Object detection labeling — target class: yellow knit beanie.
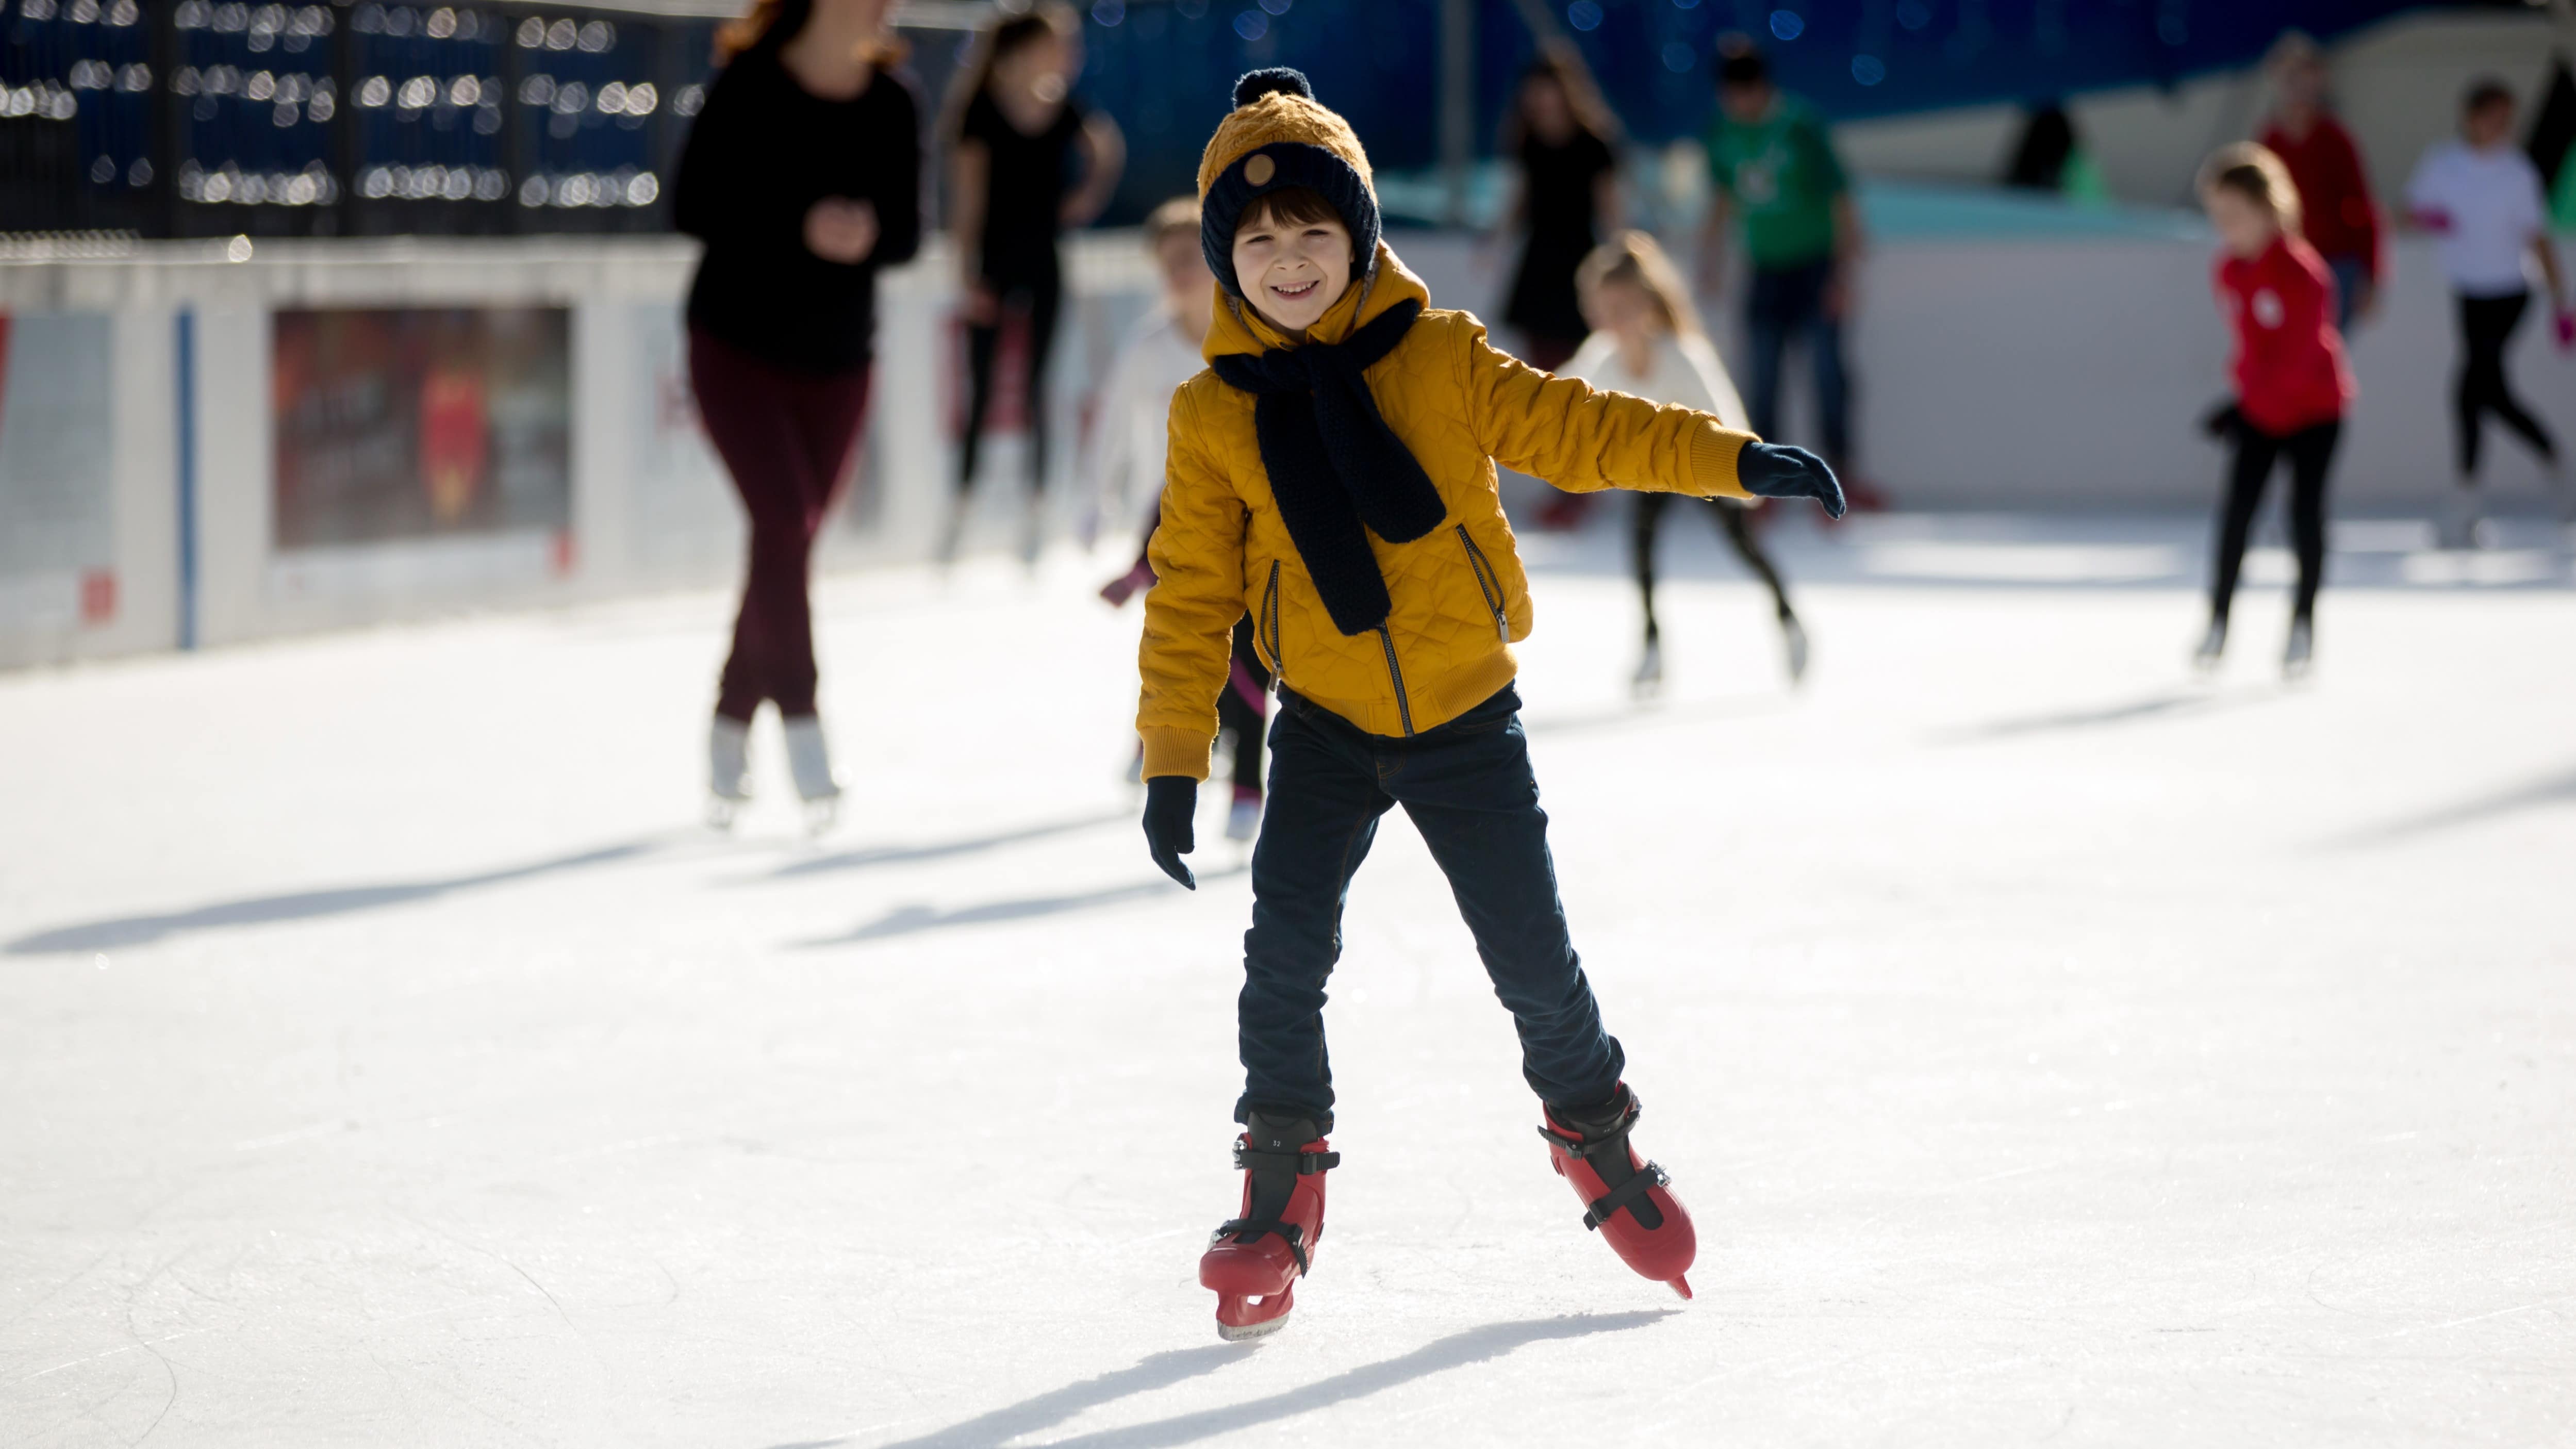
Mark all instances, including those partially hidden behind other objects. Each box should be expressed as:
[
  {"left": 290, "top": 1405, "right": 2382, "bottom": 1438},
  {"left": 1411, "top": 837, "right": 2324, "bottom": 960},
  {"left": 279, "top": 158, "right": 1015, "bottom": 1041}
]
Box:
[{"left": 1196, "top": 69, "right": 1381, "bottom": 298}]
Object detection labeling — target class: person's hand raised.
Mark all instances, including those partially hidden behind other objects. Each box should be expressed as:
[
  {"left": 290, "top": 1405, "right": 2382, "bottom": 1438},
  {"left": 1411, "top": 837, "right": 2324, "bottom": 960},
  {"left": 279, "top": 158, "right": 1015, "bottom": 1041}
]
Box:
[{"left": 803, "top": 197, "right": 879, "bottom": 265}]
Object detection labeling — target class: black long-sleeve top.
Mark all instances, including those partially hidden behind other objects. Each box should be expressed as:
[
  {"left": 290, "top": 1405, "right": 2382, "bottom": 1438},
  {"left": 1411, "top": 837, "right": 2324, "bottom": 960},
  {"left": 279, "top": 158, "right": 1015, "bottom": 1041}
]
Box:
[{"left": 672, "top": 43, "right": 922, "bottom": 375}]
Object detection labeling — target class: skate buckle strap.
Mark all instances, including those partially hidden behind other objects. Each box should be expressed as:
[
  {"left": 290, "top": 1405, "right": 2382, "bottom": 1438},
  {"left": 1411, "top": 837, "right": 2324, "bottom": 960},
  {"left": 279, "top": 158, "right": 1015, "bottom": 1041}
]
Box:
[
  {"left": 1212, "top": 1217, "right": 1311, "bottom": 1275},
  {"left": 1581, "top": 1161, "right": 1671, "bottom": 1232},
  {"left": 1233, "top": 1143, "right": 1340, "bottom": 1175}
]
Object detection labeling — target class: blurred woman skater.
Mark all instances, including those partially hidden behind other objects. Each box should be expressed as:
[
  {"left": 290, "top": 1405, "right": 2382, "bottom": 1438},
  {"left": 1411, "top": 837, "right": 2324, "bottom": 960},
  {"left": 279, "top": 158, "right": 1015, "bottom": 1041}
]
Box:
[
  {"left": 673, "top": 0, "right": 920, "bottom": 829},
  {"left": 1564, "top": 232, "right": 1806, "bottom": 692},
  {"left": 1499, "top": 46, "right": 1621, "bottom": 374},
  {"left": 2406, "top": 79, "right": 2573, "bottom": 547},
  {"left": 2193, "top": 144, "right": 2352, "bottom": 680},
  {"left": 1498, "top": 45, "right": 1622, "bottom": 532},
  {"left": 942, "top": 2, "right": 1124, "bottom": 563}
]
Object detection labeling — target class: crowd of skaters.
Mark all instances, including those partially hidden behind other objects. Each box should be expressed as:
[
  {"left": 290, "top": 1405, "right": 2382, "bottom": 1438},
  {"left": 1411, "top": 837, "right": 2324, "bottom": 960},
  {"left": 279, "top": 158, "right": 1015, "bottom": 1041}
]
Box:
[
  {"left": 2193, "top": 36, "right": 2568, "bottom": 678},
  {"left": 654, "top": 0, "right": 2569, "bottom": 1344},
  {"left": 666, "top": 1, "right": 2573, "bottom": 814}
]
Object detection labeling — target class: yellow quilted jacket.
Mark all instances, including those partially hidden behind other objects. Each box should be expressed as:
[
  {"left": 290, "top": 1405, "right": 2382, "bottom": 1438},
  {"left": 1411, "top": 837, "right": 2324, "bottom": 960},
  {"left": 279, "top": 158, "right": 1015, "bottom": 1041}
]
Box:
[{"left": 1137, "top": 245, "right": 1758, "bottom": 779}]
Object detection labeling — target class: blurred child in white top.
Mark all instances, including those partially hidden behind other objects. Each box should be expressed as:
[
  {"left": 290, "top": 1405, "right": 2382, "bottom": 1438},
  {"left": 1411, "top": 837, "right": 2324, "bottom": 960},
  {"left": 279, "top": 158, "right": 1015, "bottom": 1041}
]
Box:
[
  {"left": 1086, "top": 199, "right": 1217, "bottom": 578},
  {"left": 1564, "top": 231, "right": 1808, "bottom": 691},
  {"left": 1088, "top": 199, "right": 1270, "bottom": 841}
]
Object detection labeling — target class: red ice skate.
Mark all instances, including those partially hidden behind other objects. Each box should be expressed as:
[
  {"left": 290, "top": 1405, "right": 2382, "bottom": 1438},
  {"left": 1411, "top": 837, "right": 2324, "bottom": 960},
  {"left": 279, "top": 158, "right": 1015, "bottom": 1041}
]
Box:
[
  {"left": 1198, "top": 1111, "right": 1336, "bottom": 1341},
  {"left": 1538, "top": 1084, "right": 1696, "bottom": 1299}
]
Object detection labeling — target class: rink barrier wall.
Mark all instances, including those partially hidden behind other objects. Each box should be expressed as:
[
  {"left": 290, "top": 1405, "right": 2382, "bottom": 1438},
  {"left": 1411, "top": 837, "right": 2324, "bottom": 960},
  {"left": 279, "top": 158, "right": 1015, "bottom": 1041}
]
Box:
[{"left": 1, "top": 226, "right": 2566, "bottom": 670}]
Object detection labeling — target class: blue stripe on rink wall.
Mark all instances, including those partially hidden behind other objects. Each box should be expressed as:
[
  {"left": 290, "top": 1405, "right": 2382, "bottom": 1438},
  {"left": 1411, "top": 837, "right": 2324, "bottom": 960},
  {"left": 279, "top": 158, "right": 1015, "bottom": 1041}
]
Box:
[{"left": 175, "top": 309, "right": 199, "bottom": 653}]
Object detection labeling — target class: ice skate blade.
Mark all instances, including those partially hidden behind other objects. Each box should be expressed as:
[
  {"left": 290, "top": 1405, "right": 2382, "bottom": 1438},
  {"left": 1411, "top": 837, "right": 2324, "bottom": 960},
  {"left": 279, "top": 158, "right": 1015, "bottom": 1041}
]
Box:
[
  {"left": 705, "top": 796, "right": 744, "bottom": 831},
  {"left": 801, "top": 797, "right": 839, "bottom": 837},
  {"left": 1668, "top": 1275, "right": 1693, "bottom": 1300},
  {"left": 1216, "top": 1314, "right": 1288, "bottom": 1343}
]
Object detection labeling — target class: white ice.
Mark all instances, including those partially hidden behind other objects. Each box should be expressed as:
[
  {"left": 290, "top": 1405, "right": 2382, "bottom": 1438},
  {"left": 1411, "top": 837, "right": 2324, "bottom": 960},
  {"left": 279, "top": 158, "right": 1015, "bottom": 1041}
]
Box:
[{"left": 4, "top": 514, "right": 2573, "bottom": 1446}]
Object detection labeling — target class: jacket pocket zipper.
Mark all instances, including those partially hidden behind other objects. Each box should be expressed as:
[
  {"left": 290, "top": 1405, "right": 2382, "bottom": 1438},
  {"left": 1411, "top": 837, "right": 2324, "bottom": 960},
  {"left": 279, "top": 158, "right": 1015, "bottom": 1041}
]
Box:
[
  {"left": 1376, "top": 625, "right": 1415, "bottom": 736},
  {"left": 1262, "top": 561, "right": 1283, "bottom": 692},
  {"left": 1454, "top": 524, "right": 1508, "bottom": 641}
]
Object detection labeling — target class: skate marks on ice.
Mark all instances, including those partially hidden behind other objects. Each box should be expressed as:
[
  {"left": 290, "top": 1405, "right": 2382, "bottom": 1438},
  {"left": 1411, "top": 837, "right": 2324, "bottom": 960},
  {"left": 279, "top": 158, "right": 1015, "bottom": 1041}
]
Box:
[
  {"left": 1518, "top": 691, "right": 1791, "bottom": 740},
  {"left": 3, "top": 839, "right": 664, "bottom": 956},
  {"left": 763, "top": 809, "right": 1132, "bottom": 881},
  {"left": 799, "top": 865, "right": 1249, "bottom": 947},
  {"left": 823, "top": 1347, "right": 1237, "bottom": 1449},
  {"left": 846, "top": 1312, "right": 1672, "bottom": 1449},
  {"left": 2319, "top": 761, "right": 2576, "bottom": 850},
  {"left": 1925, "top": 682, "right": 2287, "bottom": 745}
]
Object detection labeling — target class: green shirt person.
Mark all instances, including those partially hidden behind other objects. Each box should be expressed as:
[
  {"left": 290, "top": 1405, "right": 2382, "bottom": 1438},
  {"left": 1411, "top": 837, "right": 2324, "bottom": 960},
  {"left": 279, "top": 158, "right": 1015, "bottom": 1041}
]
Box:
[
  {"left": 1694, "top": 39, "right": 1869, "bottom": 482},
  {"left": 1705, "top": 91, "right": 1845, "bottom": 270}
]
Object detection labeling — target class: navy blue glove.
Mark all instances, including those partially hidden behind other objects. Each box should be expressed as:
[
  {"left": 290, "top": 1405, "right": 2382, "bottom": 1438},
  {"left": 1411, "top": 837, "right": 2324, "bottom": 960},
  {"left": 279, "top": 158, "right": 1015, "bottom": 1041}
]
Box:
[
  {"left": 1143, "top": 775, "right": 1197, "bottom": 889},
  {"left": 1737, "top": 442, "right": 1846, "bottom": 519}
]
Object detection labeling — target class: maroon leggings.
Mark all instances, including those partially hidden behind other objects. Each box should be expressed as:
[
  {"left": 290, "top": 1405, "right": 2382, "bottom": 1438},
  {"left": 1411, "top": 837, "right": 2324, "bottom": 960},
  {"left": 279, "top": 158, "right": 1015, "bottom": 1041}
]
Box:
[{"left": 690, "top": 330, "right": 873, "bottom": 722}]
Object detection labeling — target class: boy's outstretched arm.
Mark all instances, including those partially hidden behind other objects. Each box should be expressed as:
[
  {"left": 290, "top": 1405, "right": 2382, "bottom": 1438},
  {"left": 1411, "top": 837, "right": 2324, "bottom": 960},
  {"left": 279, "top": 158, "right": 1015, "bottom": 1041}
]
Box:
[
  {"left": 1136, "top": 389, "right": 1248, "bottom": 888},
  {"left": 1464, "top": 327, "right": 1844, "bottom": 517}
]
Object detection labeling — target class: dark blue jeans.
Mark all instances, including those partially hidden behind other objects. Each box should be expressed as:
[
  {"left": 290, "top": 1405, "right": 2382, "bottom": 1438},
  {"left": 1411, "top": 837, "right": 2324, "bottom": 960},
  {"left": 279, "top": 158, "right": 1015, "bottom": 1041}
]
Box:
[
  {"left": 1236, "top": 684, "right": 1625, "bottom": 1129},
  {"left": 1745, "top": 257, "right": 1851, "bottom": 467}
]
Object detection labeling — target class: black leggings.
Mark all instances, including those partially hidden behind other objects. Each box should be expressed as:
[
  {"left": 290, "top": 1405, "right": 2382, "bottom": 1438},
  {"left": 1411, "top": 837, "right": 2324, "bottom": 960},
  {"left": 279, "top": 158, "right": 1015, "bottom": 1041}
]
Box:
[
  {"left": 2454, "top": 290, "right": 2556, "bottom": 479},
  {"left": 2211, "top": 417, "right": 2340, "bottom": 624},
  {"left": 1633, "top": 492, "right": 1795, "bottom": 641},
  {"left": 959, "top": 268, "right": 1063, "bottom": 494}
]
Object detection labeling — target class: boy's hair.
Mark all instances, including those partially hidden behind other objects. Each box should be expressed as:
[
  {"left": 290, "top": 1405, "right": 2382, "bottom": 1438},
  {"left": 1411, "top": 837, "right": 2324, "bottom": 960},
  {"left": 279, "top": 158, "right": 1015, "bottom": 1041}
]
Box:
[
  {"left": 2463, "top": 77, "right": 2514, "bottom": 116},
  {"left": 1145, "top": 197, "right": 1201, "bottom": 252},
  {"left": 1235, "top": 185, "right": 1342, "bottom": 236},
  {"left": 1575, "top": 230, "right": 1705, "bottom": 339},
  {"left": 2198, "top": 142, "right": 2303, "bottom": 237},
  {"left": 1714, "top": 35, "right": 1768, "bottom": 90}
]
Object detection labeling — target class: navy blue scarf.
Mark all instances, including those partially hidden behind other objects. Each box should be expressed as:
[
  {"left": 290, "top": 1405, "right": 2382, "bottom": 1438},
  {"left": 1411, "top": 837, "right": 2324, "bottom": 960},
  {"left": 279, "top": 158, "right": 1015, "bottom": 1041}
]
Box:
[{"left": 1210, "top": 298, "right": 1446, "bottom": 636}]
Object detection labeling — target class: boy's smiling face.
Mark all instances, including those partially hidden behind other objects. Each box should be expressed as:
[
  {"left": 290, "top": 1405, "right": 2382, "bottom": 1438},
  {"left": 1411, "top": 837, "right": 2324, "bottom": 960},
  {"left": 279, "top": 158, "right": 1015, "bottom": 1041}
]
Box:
[{"left": 1232, "top": 199, "right": 1353, "bottom": 335}]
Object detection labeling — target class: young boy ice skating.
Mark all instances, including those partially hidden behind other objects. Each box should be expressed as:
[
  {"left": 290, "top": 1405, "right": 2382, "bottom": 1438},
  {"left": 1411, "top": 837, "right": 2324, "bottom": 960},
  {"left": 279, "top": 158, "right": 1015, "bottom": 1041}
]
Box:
[{"left": 1136, "top": 70, "right": 1844, "bottom": 1341}]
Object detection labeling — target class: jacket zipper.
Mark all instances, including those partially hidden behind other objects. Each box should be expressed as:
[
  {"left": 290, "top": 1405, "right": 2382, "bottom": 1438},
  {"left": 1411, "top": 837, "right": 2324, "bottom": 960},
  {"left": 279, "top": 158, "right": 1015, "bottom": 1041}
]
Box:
[
  {"left": 1262, "top": 561, "right": 1283, "bottom": 693},
  {"left": 1454, "top": 524, "right": 1508, "bottom": 641},
  {"left": 1376, "top": 626, "right": 1415, "bottom": 736}
]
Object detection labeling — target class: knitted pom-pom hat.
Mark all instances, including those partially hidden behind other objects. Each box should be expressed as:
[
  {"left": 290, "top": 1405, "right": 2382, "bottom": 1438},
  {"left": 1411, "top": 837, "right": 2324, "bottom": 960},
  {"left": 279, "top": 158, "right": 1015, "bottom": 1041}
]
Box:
[{"left": 1197, "top": 68, "right": 1381, "bottom": 300}]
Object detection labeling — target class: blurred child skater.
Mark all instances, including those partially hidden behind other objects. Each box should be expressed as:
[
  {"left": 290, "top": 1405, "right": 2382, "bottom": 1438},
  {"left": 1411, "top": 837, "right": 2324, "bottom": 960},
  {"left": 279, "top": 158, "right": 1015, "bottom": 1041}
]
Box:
[
  {"left": 2257, "top": 32, "right": 2383, "bottom": 334},
  {"left": 1138, "top": 70, "right": 1844, "bottom": 1342},
  {"left": 1086, "top": 201, "right": 1216, "bottom": 556},
  {"left": 942, "top": 1, "right": 1124, "bottom": 563},
  {"left": 2194, "top": 144, "right": 2353, "bottom": 680},
  {"left": 1564, "top": 231, "right": 1807, "bottom": 692},
  {"left": 674, "top": 0, "right": 920, "bottom": 830},
  {"left": 2406, "top": 78, "right": 2573, "bottom": 548},
  {"left": 1087, "top": 200, "right": 1272, "bottom": 842}
]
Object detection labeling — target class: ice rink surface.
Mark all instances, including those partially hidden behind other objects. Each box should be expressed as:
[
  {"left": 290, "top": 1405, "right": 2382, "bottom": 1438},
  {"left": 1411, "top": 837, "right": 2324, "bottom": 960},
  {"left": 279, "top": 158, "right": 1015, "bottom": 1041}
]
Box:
[{"left": 4, "top": 514, "right": 2573, "bottom": 1447}]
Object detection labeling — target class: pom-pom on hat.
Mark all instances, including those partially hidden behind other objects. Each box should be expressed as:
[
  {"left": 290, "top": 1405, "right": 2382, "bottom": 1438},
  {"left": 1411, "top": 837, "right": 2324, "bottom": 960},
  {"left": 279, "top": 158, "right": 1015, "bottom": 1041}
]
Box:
[{"left": 1197, "top": 68, "right": 1382, "bottom": 300}]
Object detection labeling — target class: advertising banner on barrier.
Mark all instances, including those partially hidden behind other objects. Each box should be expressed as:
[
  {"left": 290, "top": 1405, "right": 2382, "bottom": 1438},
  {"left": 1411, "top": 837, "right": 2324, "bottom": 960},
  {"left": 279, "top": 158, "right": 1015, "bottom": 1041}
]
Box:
[
  {"left": 0, "top": 312, "right": 118, "bottom": 633},
  {"left": 273, "top": 306, "right": 571, "bottom": 552}
]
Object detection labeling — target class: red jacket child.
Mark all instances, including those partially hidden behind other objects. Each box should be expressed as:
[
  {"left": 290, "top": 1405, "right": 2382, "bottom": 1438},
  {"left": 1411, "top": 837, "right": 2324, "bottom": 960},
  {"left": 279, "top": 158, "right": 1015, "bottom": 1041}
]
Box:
[{"left": 2216, "top": 233, "right": 2353, "bottom": 436}]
